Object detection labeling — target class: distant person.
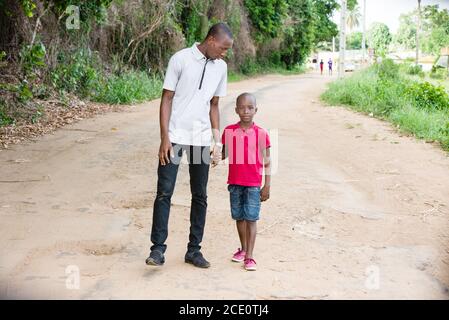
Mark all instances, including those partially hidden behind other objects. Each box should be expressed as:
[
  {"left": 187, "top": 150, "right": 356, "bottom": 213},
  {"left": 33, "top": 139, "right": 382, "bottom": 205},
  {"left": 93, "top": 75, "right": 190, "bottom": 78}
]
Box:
[
  {"left": 320, "top": 59, "right": 324, "bottom": 75},
  {"left": 221, "top": 92, "right": 271, "bottom": 271},
  {"left": 328, "top": 58, "right": 333, "bottom": 75}
]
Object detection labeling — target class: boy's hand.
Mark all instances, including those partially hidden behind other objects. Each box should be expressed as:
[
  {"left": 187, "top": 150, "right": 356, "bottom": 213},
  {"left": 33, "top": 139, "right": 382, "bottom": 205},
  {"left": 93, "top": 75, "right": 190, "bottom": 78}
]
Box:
[
  {"left": 211, "top": 143, "right": 222, "bottom": 167},
  {"left": 260, "top": 185, "right": 270, "bottom": 202}
]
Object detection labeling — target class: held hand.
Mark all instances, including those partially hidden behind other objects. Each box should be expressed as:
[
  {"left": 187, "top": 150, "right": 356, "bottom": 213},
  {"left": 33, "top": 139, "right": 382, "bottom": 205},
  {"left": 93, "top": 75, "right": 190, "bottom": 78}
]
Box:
[
  {"left": 260, "top": 185, "right": 270, "bottom": 202},
  {"left": 159, "top": 136, "right": 173, "bottom": 165},
  {"left": 211, "top": 143, "right": 222, "bottom": 168}
]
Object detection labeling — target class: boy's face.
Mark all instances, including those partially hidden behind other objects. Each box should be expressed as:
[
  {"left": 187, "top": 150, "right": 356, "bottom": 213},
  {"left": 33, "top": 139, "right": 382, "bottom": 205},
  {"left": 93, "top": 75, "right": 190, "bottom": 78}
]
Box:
[{"left": 235, "top": 96, "right": 257, "bottom": 122}]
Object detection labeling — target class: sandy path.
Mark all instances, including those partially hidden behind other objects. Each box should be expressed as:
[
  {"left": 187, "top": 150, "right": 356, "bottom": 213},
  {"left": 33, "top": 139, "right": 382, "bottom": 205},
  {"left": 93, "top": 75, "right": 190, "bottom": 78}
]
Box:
[{"left": 1, "top": 71, "right": 448, "bottom": 299}]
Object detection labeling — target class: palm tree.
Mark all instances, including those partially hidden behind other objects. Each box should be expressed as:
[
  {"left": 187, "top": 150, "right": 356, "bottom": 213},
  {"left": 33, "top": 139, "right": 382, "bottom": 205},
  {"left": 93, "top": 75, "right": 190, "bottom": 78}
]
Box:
[
  {"left": 416, "top": 0, "right": 421, "bottom": 64},
  {"left": 347, "top": 5, "right": 361, "bottom": 31}
]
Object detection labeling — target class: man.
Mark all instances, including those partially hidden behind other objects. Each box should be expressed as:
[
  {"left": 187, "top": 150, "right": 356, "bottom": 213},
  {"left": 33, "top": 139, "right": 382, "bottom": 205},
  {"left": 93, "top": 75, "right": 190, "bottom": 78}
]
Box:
[
  {"left": 328, "top": 58, "right": 333, "bottom": 76},
  {"left": 145, "top": 23, "right": 233, "bottom": 268}
]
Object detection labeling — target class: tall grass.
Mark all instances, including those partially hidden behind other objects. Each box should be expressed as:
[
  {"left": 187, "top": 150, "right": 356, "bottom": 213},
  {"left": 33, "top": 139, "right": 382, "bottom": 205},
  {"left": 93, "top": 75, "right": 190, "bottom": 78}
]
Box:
[
  {"left": 94, "top": 72, "right": 162, "bottom": 104},
  {"left": 321, "top": 59, "right": 449, "bottom": 151},
  {"left": 51, "top": 49, "right": 163, "bottom": 105}
]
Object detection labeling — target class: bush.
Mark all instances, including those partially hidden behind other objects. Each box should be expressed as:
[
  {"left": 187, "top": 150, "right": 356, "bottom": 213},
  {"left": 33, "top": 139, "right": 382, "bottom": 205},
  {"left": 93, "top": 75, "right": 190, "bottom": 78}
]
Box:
[
  {"left": 403, "top": 63, "right": 425, "bottom": 77},
  {"left": 94, "top": 71, "right": 162, "bottom": 105},
  {"left": 429, "top": 68, "right": 448, "bottom": 80},
  {"left": 51, "top": 49, "right": 102, "bottom": 98},
  {"left": 321, "top": 61, "right": 449, "bottom": 151},
  {"left": 0, "top": 100, "right": 14, "bottom": 126},
  {"left": 50, "top": 49, "right": 163, "bottom": 105},
  {"left": 405, "top": 81, "right": 449, "bottom": 112},
  {"left": 19, "top": 42, "right": 46, "bottom": 75},
  {"left": 374, "top": 58, "right": 399, "bottom": 80},
  {"left": 321, "top": 64, "right": 408, "bottom": 117},
  {"left": 239, "top": 58, "right": 263, "bottom": 75}
]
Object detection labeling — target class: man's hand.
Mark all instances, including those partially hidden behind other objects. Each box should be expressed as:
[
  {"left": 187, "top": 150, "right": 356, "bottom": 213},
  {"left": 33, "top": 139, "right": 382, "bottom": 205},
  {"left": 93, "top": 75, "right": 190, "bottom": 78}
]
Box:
[
  {"left": 211, "top": 143, "right": 222, "bottom": 167},
  {"left": 159, "top": 136, "right": 173, "bottom": 166},
  {"left": 260, "top": 185, "right": 270, "bottom": 202}
]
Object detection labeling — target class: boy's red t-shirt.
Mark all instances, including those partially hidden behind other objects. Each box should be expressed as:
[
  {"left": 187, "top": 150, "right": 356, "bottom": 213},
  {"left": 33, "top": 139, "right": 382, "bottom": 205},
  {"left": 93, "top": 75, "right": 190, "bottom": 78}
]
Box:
[{"left": 221, "top": 122, "right": 271, "bottom": 187}]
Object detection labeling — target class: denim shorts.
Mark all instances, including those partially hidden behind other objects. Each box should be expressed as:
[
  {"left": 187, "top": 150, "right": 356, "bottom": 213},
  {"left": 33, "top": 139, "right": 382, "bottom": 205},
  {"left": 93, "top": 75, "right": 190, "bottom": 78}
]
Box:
[{"left": 227, "top": 184, "right": 261, "bottom": 221}]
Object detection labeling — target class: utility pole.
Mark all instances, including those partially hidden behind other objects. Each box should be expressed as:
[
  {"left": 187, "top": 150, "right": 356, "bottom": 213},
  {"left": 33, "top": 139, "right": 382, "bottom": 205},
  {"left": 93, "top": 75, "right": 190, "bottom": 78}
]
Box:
[
  {"left": 339, "top": 0, "right": 347, "bottom": 79},
  {"left": 415, "top": 0, "right": 421, "bottom": 65},
  {"left": 361, "top": 0, "right": 366, "bottom": 63}
]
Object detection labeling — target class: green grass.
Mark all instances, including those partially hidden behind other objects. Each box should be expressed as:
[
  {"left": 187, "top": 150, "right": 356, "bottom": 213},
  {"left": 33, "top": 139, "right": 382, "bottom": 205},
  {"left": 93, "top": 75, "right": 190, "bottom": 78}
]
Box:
[
  {"left": 94, "top": 71, "right": 163, "bottom": 105},
  {"left": 321, "top": 60, "right": 449, "bottom": 151},
  {"left": 389, "top": 105, "right": 449, "bottom": 149},
  {"left": 228, "top": 70, "right": 247, "bottom": 83},
  {"left": 50, "top": 49, "right": 163, "bottom": 105}
]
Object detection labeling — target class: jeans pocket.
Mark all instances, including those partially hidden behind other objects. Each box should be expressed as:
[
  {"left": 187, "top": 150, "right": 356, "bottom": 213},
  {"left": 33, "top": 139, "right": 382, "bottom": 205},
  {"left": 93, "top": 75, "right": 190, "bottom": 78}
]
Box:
[
  {"left": 229, "top": 185, "right": 242, "bottom": 208},
  {"left": 247, "top": 187, "right": 261, "bottom": 207}
]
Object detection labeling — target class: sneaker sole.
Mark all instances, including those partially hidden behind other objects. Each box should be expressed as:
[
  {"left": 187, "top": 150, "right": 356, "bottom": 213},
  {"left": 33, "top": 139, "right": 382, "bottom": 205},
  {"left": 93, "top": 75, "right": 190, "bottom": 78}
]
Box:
[
  {"left": 232, "top": 258, "right": 244, "bottom": 262},
  {"left": 145, "top": 257, "right": 164, "bottom": 266},
  {"left": 185, "top": 259, "right": 210, "bottom": 268},
  {"left": 245, "top": 267, "right": 257, "bottom": 271}
]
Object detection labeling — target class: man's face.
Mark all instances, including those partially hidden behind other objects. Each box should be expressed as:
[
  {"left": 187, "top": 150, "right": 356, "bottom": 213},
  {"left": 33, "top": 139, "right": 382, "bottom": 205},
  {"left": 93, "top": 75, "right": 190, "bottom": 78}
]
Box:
[{"left": 207, "top": 35, "right": 233, "bottom": 60}]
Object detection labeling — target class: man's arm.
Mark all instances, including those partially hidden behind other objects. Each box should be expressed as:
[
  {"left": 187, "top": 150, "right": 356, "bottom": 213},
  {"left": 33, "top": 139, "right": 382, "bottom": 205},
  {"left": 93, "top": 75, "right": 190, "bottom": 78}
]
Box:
[
  {"left": 209, "top": 96, "right": 220, "bottom": 144},
  {"left": 159, "top": 89, "right": 175, "bottom": 165},
  {"left": 260, "top": 147, "right": 271, "bottom": 201},
  {"left": 210, "top": 96, "right": 221, "bottom": 167}
]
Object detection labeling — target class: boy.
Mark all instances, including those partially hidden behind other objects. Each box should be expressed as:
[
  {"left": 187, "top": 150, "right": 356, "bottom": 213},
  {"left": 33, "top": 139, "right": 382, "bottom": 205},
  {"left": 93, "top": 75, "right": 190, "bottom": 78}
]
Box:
[{"left": 220, "top": 92, "right": 271, "bottom": 271}]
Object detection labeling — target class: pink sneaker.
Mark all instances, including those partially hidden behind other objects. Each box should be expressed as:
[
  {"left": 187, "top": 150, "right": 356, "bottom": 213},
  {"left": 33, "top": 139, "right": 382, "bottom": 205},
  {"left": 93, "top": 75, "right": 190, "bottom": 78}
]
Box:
[
  {"left": 244, "top": 258, "right": 257, "bottom": 271},
  {"left": 232, "top": 248, "right": 246, "bottom": 262}
]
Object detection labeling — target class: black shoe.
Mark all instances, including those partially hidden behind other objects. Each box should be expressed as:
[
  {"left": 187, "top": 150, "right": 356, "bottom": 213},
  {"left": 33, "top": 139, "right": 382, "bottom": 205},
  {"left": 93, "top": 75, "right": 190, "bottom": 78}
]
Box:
[
  {"left": 184, "top": 251, "right": 210, "bottom": 268},
  {"left": 145, "top": 250, "right": 165, "bottom": 266}
]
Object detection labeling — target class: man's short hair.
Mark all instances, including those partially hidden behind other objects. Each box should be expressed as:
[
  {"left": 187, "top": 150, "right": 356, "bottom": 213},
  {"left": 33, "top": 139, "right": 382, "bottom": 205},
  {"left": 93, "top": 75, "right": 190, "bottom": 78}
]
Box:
[{"left": 206, "top": 22, "right": 233, "bottom": 40}]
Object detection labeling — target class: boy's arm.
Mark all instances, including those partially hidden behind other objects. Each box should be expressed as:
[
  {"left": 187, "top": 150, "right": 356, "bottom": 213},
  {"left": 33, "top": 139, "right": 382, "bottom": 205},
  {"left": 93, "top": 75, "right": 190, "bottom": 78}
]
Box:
[
  {"left": 221, "top": 144, "right": 228, "bottom": 160},
  {"left": 260, "top": 147, "right": 271, "bottom": 202}
]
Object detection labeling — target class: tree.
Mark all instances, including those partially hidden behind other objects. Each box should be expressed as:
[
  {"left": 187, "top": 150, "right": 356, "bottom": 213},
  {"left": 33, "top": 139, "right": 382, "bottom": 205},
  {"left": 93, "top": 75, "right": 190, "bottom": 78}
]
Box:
[
  {"left": 346, "top": 5, "right": 361, "bottom": 31},
  {"left": 347, "top": 0, "right": 358, "bottom": 11},
  {"left": 393, "top": 4, "right": 449, "bottom": 55},
  {"left": 368, "top": 22, "right": 392, "bottom": 55},
  {"left": 346, "top": 31, "right": 364, "bottom": 49},
  {"left": 421, "top": 5, "right": 449, "bottom": 55},
  {"left": 311, "top": 0, "right": 339, "bottom": 44},
  {"left": 393, "top": 12, "right": 417, "bottom": 50},
  {"left": 244, "top": 0, "right": 288, "bottom": 39},
  {"left": 280, "top": 0, "right": 314, "bottom": 68}
]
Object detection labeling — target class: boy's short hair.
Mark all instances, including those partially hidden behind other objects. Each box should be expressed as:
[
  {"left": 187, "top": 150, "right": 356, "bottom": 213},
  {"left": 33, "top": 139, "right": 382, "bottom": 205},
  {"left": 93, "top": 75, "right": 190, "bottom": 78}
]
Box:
[{"left": 236, "top": 92, "right": 256, "bottom": 105}]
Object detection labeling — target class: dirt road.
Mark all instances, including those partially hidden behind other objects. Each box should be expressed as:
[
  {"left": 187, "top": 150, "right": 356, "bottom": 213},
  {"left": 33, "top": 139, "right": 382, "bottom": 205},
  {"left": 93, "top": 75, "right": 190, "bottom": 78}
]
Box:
[{"left": 1, "top": 72, "right": 448, "bottom": 299}]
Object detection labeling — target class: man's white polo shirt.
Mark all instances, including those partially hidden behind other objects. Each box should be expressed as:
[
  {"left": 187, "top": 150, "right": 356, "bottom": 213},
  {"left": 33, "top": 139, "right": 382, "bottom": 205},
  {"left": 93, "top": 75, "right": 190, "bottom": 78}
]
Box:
[{"left": 163, "top": 42, "right": 227, "bottom": 147}]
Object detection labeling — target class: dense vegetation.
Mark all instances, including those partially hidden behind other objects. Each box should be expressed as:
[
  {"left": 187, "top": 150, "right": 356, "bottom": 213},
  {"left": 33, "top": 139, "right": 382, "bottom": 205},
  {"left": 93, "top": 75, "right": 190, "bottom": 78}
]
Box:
[
  {"left": 0, "top": 0, "right": 340, "bottom": 127},
  {"left": 321, "top": 59, "right": 449, "bottom": 151}
]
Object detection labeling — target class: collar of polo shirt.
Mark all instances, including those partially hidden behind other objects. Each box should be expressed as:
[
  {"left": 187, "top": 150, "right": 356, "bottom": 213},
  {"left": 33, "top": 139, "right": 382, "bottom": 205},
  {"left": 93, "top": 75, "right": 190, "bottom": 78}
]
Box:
[{"left": 191, "top": 42, "right": 216, "bottom": 63}]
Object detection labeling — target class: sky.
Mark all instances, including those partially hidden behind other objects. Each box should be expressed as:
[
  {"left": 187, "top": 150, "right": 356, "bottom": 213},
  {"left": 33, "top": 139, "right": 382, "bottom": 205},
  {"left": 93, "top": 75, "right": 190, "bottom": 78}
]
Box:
[{"left": 332, "top": 0, "right": 449, "bottom": 34}]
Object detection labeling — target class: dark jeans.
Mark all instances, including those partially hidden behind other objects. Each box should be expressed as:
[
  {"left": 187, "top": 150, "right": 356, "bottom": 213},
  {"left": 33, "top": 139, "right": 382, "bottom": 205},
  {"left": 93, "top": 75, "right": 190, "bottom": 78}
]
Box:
[{"left": 150, "top": 144, "right": 210, "bottom": 254}]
